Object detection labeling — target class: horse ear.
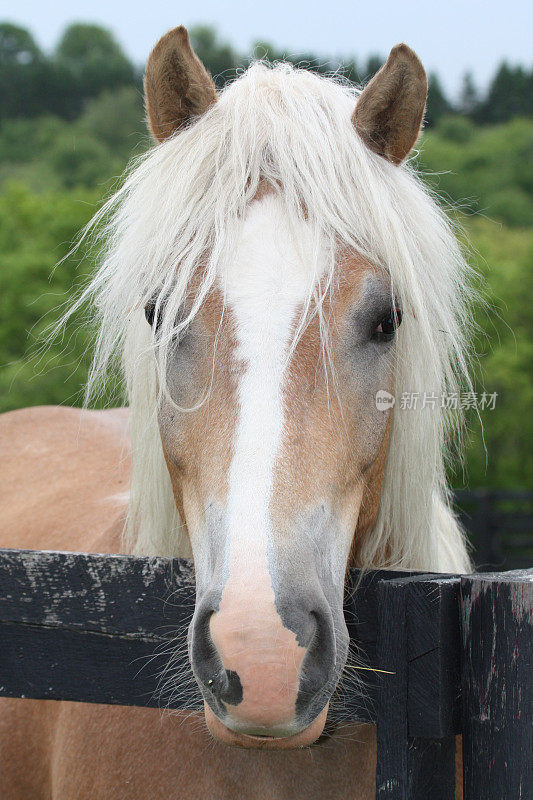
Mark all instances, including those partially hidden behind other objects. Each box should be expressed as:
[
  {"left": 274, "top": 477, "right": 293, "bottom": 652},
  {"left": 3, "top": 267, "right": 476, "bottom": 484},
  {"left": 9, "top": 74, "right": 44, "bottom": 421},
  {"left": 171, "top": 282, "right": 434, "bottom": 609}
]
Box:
[
  {"left": 144, "top": 26, "right": 217, "bottom": 142},
  {"left": 352, "top": 44, "right": 427, "bottom": 165}
]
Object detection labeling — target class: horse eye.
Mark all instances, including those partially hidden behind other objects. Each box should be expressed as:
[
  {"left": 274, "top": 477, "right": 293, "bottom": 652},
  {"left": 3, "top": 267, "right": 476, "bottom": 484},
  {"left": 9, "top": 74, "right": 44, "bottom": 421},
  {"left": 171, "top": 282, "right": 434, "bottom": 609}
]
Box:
[
  {"left": 144, "top": 298, "right": 166, "bottom": 331},
  {"left": 145, "top": 301, "right": 157, "bottom": 327},
  {"left": 145, "top": 300, "right": 190, "bottom": 347},
  {"left": 374, "top": 308, "right": 402, "bottom": 341}
]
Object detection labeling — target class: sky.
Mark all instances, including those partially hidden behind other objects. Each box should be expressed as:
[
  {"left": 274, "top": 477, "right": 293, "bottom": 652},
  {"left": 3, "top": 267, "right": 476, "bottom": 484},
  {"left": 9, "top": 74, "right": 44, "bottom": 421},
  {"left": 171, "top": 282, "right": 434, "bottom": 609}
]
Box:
[{"left": 6, "top": 0, "right": 532, "bottom": 98}]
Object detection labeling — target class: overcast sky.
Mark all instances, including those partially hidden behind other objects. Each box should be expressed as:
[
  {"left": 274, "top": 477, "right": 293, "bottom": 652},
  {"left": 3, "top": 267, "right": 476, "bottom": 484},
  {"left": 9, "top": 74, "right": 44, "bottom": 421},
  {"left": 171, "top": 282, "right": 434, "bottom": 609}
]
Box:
[{"left": 7, "top": 0, "right": 532, "bottom": 98}]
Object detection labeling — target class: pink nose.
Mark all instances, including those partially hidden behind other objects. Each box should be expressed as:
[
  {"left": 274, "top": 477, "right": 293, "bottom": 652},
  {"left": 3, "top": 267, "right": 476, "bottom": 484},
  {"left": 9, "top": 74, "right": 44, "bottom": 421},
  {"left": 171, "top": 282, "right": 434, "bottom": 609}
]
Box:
[{"left": 208, "top": 580, "right": 306, "bottom": 732}]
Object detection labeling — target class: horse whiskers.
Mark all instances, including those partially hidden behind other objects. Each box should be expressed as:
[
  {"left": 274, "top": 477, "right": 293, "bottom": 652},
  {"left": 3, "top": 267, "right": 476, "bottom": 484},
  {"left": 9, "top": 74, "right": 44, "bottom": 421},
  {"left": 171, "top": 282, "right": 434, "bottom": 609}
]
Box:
[{"left": 343, "top": 665, "right": 396, "bottom": 675}]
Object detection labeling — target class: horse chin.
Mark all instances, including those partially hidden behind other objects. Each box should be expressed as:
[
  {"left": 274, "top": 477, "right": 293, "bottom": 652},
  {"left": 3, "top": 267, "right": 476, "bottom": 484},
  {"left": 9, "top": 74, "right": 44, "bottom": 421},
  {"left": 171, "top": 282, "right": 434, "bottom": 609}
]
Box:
[{"left": 204, "top": 703, "right": 329, "bottom": 749}]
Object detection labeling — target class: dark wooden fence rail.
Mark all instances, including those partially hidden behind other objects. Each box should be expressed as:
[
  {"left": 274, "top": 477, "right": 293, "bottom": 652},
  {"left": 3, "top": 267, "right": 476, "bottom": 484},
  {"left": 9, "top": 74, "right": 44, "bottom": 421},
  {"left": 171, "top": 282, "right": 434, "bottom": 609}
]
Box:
[{"left": 0, "top": 548, "right": 531, "bottom": 799}]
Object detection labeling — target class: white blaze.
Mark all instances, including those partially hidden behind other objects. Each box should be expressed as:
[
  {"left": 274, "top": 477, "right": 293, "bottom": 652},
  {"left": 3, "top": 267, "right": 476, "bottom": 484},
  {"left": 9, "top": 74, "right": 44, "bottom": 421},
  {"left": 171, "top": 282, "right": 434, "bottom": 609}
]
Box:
[
  {"left": 220, "top": 194, "right": 323, "bottom": 574},
  {"left": 211, "top": 194, "right": 325, "bottom": 729}
]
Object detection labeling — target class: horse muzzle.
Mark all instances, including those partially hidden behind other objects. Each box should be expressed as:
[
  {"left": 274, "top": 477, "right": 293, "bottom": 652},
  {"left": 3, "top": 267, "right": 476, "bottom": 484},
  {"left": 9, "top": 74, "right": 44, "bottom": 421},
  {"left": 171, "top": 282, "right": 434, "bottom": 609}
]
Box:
[{"left": 189, "top": 584, "right": 340, "bottom": 748}]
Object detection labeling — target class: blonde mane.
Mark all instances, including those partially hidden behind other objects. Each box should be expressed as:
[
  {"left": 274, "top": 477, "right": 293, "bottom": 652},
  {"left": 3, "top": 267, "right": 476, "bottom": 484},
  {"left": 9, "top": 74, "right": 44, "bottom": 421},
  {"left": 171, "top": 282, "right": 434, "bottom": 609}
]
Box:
[{"left": 69, "top": 61, "right": 473, "bottom": 573}]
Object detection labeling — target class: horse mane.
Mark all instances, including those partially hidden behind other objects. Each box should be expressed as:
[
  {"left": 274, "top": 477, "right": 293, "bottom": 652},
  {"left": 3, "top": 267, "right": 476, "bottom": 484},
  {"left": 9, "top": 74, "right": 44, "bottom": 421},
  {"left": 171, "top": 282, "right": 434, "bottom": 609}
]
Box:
[{"left": 68, "top": 61, "right": 473, "bottom": 573}]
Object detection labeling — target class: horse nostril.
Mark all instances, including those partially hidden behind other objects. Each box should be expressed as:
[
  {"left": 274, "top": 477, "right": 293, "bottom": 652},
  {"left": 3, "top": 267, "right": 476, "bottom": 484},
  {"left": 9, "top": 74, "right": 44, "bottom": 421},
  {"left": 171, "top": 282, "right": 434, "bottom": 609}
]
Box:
[
  {"left": 190, "top": 601, "right": 220, "bottom": 681},
  {"left": 190, "top": 599, "right": 245, "bottom": 706},
  {"left": 296, "top": 606, "right": 336, "bottom": 714},
  {"left": 220, "top": 669, "right": 243, "bottom": 705},
  {"left": 204, "top": 668, "right": 244, "bottom": 705}
]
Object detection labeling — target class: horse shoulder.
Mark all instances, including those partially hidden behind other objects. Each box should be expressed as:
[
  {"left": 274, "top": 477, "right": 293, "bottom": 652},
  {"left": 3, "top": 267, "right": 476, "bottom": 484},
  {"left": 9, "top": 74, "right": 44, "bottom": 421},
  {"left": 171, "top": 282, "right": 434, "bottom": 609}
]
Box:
[{"left": 0, "top": 405, "right": 130, "bottom": 554}]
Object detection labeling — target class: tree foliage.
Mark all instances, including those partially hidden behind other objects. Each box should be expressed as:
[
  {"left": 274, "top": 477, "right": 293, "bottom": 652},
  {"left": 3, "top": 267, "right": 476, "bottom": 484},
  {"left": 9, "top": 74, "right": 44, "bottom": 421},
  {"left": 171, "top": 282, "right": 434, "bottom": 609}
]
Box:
[
  {"left": 425, "top": 73, "right": 452, "bottom": 127},
  {"left": 55, "top": 23, "right": 135, "bottom": 108},
  {"left": 189, "top": 25, "right": 240, "bottom": 86},
  {"left": 477, "top": 63, "right": 533, "bottom": 124},
  {"left": 0, "top": 183, "right": 103, "bottom": 409},
  {"left": 419, "top": 117, "right": 533, "bottom": 226},
  {"left": 458, "top": 221, "right": 533, "bottom": 489},
  {"left": 0, "top": 23, "right": 41, "bottom": 64},
  {"left": 0, "top": 22, "right": 138, "bottom": 121},
  {"left": 1, "top": 21, "right": 531, "bottom": 127}
]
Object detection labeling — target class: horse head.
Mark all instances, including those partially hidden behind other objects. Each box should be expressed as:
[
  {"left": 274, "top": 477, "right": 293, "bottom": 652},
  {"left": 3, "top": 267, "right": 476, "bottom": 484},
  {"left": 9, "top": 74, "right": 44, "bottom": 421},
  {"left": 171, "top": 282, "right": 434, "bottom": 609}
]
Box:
[{"left": 83, "top": 26, "right": 470, "bottom": 748}]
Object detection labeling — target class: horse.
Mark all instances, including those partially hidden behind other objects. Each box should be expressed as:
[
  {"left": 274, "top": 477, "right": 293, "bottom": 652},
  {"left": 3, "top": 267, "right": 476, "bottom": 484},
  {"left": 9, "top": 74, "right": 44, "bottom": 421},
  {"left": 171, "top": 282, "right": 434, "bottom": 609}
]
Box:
[{"left": 0, "top": 26, "right": 472, "bottom": 799}]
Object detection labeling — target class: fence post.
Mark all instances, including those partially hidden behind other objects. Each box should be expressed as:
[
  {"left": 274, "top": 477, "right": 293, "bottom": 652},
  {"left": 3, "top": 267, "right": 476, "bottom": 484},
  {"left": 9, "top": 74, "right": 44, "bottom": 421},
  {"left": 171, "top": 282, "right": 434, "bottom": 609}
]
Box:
[
  {"left": 375, "top": 576, "right": 458, "bottom": 800},
  {"left": 460, "top": 569, "right": 533, "bottom": 799}
]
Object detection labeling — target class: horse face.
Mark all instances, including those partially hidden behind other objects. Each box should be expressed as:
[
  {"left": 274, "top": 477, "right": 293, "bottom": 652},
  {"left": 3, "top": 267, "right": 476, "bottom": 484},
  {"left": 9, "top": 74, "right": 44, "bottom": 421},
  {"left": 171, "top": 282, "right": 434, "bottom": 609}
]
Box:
[
  {"left": 153, "top": 193, "right": 398, "bottom": 746},
  {"left": 144, "top": 27, "right": 426, "bottom": 748}
]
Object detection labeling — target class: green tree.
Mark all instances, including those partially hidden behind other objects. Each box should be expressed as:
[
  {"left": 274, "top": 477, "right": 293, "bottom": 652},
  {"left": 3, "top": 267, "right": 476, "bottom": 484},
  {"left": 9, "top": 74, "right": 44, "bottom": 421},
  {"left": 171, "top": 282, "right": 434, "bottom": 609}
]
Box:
[
  {"left": 362, "top": 55, "right": 383, "bottom": 82},
  {"left": 0, "top": 23, "right": 50, "bottom": 119},
  {"left": 48, "top": 133, "right": 118, "bottom": 189},
  {"left": 189, "top": 25, "right": 239, "bottom": 86},
  {"left": 459, "top": 71, "right": 479, "bottom": 117},
  {"left": 55, "top": 23, "right": 136, "bottom": 114},
  {"left": 435, "top": 114, "right": 475, "bottom": 144},
  {"left": 479, "top": 62, "right": 533, "bottom": 123},
  {"left": 0, "top": 22, "right": 41, "bottom": 64},
  {"left": 56, "top": 23, "right": 130, "bottom": 66},
  {"left": 426, "top": 73, "right": 451, "bottom": 127},
  {"left": 77, "top": 86, "right": 146, "bottom": 156},
  {"left": 419, "top": 117, "right": 533, "bottom": 226},
  {"left": 0, "top": 183, "right": 105, "bottom": 410},
  {"left": 0, "top": 22, "right": 137, "bottom": 122},
  {"left": 458, "top": 220, "right": 533, "bottom": 489}
]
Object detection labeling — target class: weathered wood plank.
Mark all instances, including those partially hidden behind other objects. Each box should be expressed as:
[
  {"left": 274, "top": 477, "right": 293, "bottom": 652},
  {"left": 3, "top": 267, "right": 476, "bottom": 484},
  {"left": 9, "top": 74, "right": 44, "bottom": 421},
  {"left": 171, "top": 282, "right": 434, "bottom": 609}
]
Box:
[
  {"left": 336, "top": 568, "right": 415, "bottom": 722},
  {"left": 1, "top": 621, "right": 201, "bottom": 708},
  {"left": 461, "top": 569, "right": 533, "bottom": 800},
  {"left": 375, "top": 575, "right": 457, "bottom": 800},
  {"left": 375, "top": 577, "right": 410, "bottom": 799},
  {"left": 0, "top": 548, "right": 199, "bottom": 708},
  {"left": 5, "top": 545, "right": 528, "bottom": 779},
  {"left": 407, "top": 738, "right": 456, "bottom": 799},
  {"left": 407, "top": 577, "right": 461, "bottom": 737},
  {"left": 0, "top": 548, "right": 194, "bottom": 635},
  {"left": 1, "top": 551, "right": 532, "bottom": 799}
]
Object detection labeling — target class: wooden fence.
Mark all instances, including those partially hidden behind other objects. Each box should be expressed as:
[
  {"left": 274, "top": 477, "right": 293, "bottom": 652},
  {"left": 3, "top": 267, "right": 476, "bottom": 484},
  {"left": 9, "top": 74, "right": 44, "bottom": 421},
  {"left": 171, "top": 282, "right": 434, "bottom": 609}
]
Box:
[{"left": 0, "top": 548, "right": 531, "bottom": 799}]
